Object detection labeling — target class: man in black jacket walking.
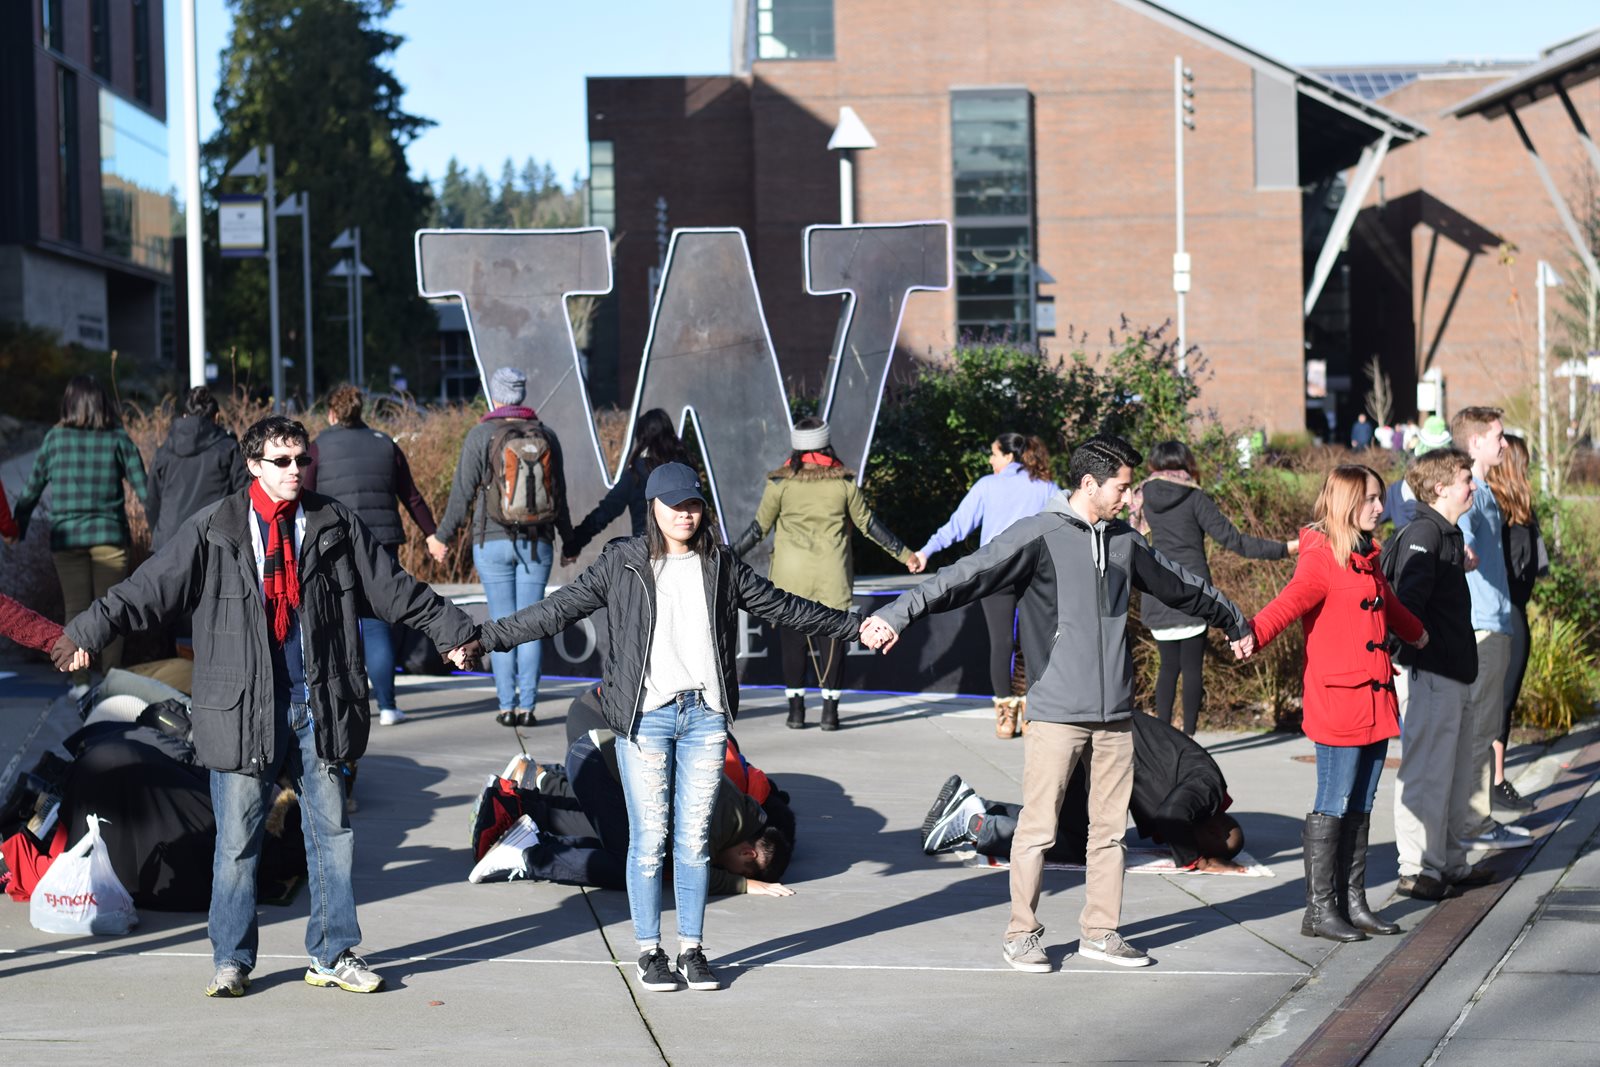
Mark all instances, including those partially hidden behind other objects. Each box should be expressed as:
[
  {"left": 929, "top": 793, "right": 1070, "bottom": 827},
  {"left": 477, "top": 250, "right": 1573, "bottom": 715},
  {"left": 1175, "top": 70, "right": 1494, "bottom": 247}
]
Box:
[
  {"left": 53, "top": 415, "right": 481, "bottom": 999},
  {"left": 863, "top": 435, "right": 1255, "bottom": 971}
]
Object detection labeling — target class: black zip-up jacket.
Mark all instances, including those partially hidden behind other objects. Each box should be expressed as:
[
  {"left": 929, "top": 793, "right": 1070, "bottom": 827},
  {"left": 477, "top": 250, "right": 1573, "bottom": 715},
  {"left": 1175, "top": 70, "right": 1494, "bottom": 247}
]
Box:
[
  {"left": 874, "top": 494, "right": 1250, "bottom": 725},
  {"left": 477, "top": 535, "right": 861, "bottom": 738},
  {"left": 1381, "top": 501, "right": 1478, "bottom": 684},
  {"left": 146, "top": 416, "right": 249, "bottom": 549},
  {"left": 565, "top": 458, "right": 649, "bottom": 556},
  {"left": 1138, "top": 478, "right": 1287, "bottom": 631},
  {"left": 65, "top": 490, "right": 477, "bottom": 775}
]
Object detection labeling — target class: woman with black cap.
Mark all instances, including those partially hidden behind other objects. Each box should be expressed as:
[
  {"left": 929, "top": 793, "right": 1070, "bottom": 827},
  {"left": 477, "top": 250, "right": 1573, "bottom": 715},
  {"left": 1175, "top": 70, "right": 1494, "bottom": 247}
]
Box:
[
  {"left": 474, "top": 462, "right": 863, "bottom": 993},
  {"left": 731, "top": 416, "right": 919, "bottom": 730}
]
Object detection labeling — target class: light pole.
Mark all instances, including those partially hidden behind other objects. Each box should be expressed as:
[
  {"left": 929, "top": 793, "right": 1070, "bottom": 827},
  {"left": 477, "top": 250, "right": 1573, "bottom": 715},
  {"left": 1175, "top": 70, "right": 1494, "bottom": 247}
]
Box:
[
  {"left": 828, "top": 106, "right": 877, "bottom": 225},
  {"left": 228, "top": 145, "right": 282, "bottom": 407},
  {"left": 1537, "top": 259, "right": 1562, "bottom": 494},
  {"left": 276, "top": 192, "right": 314, "bottom": 402},
  {"left": 1173, "top": 58, "right": 1195, "bottom": 374},
  {"left": 181, "top": 0, "right": 205, "bottom": 387},
  {"left": 329, "top": 228, "right": 370, "bottom": 384}
]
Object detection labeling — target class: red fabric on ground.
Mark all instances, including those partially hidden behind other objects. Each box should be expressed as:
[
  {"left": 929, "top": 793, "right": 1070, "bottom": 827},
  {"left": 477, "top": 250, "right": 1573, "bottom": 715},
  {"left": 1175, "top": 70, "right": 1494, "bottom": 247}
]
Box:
[{"left": 2, "top": 824, "right": 68, "bottom": 902}]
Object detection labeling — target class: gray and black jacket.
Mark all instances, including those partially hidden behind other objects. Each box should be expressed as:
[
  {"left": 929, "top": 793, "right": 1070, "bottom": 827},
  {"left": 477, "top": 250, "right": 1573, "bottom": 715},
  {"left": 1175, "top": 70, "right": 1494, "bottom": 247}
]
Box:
[
  {"left": 66, "top": 490, "right": 477, "bottom": 776},
  {"left": 478, "top": 535, "right": 860, "bottom": 739},
  {"left": 873, "top": 494, "right": 1249, "bottom": 725}
]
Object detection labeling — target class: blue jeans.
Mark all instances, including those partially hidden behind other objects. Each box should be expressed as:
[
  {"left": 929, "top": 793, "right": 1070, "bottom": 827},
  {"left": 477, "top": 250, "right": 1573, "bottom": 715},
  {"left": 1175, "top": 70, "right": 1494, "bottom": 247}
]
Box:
[
  {"left": 615, "top": 692, "right": 727, "bottom": 947},
  {"left": 1313, "top": 739, "right": 1390, "bottom": 817},
  {"left": 474, "top": 537, "right": 554, "bottom": 711},
  {"left": 361, "top": 616, "right": 396, "bottom": 711},
  {"left": 209, "top": 699, "right": 360, "bottom": 971}
]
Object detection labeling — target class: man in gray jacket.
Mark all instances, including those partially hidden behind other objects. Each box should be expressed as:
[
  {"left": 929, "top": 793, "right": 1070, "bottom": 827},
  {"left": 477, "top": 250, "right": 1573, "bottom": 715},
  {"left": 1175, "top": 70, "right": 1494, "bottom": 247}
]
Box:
[
  {"left": 53, "top": 415, "right": 481, "bottom": 999},
  {"left": 862, "top": 435, "right": 1254, "bottom": 971}
]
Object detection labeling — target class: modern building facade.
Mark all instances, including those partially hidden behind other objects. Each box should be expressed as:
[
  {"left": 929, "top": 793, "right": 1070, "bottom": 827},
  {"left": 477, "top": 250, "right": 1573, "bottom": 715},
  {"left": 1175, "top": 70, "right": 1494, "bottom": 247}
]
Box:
[
  {"left": 0, "top": 0, "right": 172, "bottom": 364},
  {"left": 585, "top": 0, "right": 1423, "bottom": 433}
]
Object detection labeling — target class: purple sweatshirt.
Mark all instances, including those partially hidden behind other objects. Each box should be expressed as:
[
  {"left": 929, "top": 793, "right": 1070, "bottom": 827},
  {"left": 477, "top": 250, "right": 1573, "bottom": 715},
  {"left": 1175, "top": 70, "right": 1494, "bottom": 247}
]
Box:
[{"left": 919, "top": 463, "right": 1061, "bottom": 559}]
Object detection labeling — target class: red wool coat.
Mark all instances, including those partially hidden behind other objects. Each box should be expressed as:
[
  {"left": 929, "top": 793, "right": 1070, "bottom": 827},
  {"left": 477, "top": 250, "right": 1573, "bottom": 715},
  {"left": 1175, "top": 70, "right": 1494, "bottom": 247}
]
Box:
[{"left": 1250, "top": 528, "right": 1424, "bottom": 747}]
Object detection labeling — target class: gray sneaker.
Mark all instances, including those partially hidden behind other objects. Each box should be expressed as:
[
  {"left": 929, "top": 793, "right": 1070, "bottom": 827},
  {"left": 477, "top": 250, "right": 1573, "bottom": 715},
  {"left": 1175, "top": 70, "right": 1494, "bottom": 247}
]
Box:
[
  {"left": 1002, "top": 930, "right": 1052, "bottom": 973},
  {"left": 922, "top": 775, "right": 986, "bottom": 854},
  {"left": 304, "top": 951, "right": 385, "bottom": 993},
  {"left": 1079, "top": 932, "right": 1151, "bottom": 968},
  {"left": 204, "top": 962, "right": 249, "bottom": 998}
]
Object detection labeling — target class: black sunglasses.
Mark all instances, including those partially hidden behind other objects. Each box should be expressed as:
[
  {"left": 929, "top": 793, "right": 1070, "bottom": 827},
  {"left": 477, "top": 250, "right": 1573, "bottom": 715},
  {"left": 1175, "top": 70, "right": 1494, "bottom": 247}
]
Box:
[{"left": 256, "top": 454, "right": 313, "bottom": 468}]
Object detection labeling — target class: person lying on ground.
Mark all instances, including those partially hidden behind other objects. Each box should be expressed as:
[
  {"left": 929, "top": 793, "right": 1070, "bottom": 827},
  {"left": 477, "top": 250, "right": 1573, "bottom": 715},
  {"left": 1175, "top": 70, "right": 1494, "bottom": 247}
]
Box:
[{"left": 920, "top": 709, "right": 1246, "bottom": 873}]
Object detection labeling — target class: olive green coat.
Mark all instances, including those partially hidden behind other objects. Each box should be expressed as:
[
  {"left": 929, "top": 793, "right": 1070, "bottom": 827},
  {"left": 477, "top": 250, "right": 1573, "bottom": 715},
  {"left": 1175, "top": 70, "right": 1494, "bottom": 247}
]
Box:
[{"left": 745, "top": 463, "right": 911, "bottom": 610}]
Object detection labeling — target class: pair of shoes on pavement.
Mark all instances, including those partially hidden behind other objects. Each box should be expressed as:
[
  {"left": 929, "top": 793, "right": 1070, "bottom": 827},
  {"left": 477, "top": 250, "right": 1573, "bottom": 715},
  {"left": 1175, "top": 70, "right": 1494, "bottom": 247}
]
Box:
[
  {"left": 637, "top": 946, "right": 720, "bottom": 991},
  {"left": 1458, "top": 822, "right": 1533, "bottom": 850},
  {"left": 1492, "top": 779, "right": 1535, "bottom": 814},
  {"left": 496, "top": 709, "right": 536, "bottom": 728},
  {"left": 468, "top": 814, "right": 539, "bottom": 883},
  {"left": 378, "top": 708, "right": 406, "bottom": 726},
  {"left": 206, "top": 951, "right": 384, "bottom": 996},
  {"left": 922, "top": 775, "right": 986, "bottom": 854},
  {"left": 1002, "top": 930, "right": 1150, "bottom": 971}
]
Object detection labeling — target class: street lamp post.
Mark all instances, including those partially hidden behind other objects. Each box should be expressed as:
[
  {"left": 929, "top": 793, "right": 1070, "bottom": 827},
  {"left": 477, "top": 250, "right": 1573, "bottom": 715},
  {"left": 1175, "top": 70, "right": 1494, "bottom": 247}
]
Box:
[
  {"left": 329, "top": 228, "right": 370, "bottom": 384},
  {"left": 181, "top": 0, "right": 205, "bottom": 387},
  {"left": 1174, "top": 57, "right": 1195, "bottom": 375},
  {"left": 828, "top": 106, "right": 877, "bottom": 225},
  {"left": 276, "top": 192, "right": 314, "bottom": 402},
  {"left": 1537, "top": 259, "right": 1562, "bottom": 494},
  {"left": 228, "top": 145, "right": 282, "bottom": 408}
]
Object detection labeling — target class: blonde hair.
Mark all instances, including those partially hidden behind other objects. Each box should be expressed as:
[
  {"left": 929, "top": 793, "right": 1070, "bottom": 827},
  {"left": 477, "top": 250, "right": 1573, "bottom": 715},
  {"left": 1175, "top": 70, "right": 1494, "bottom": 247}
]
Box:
[
  {"left": 1310, "top": 465, "right": 1385, "bottom": 568},
  {"left": 1486, "top": 435, "right": 1533, "bottom": 526}
]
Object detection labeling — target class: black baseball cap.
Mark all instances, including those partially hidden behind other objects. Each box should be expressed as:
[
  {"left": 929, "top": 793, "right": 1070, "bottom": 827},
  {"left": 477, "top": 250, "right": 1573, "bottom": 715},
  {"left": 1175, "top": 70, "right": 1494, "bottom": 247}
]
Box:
[{"left": 645, "top": 462, "right": 706, "bottom": 507}]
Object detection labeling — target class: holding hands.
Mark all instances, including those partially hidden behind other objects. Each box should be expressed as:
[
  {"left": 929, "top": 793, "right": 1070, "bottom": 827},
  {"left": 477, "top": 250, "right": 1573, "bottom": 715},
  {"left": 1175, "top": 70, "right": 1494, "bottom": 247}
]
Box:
[
  {"left": 447, "top": 636, "right": 485, "bottom": 671},
  {"left": 1230, "top": 632, "right": 1256, "bottom": 661},
  {"left": 906, "top": 551, "right": 927, "bottom": 574},
  {"left": 425, "top": 534, "right": 450, "bottom": 564},
  {"left": 859, "top": 616, "right": 899, "bottom": 653},
  {"left": 50, "top": 634, "right": 89, "bottom": 673}
]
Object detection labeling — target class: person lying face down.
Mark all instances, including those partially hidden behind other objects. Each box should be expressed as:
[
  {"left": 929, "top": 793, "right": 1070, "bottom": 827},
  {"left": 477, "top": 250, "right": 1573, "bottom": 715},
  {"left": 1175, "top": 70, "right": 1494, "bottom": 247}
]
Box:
[
  {"left": 921, "top": 710, "right": 1247, "bottom": 873},
  {"left": 468, "top": 685, "right": 798, "bottom": 896}
]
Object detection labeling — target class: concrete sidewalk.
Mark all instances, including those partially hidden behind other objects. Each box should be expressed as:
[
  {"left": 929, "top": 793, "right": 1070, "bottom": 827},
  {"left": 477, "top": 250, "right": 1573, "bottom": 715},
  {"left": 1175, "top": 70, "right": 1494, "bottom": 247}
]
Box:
[{"left": 0, "top": 661, "right": 1594, "bottom": 1064}]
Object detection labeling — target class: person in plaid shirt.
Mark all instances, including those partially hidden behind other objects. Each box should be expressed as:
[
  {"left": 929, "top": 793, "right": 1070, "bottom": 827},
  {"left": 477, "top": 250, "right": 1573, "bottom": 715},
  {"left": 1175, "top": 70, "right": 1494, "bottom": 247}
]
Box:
[{"left": 12, "top": 375, "right": 148, "bottom": 683}]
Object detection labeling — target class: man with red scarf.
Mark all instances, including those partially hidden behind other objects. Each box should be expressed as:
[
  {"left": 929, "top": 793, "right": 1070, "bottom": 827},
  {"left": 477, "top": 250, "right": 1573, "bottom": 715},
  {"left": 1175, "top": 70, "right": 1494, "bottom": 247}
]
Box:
[{"left": 52, "top": 415, "right": 482, "bottom": 999}]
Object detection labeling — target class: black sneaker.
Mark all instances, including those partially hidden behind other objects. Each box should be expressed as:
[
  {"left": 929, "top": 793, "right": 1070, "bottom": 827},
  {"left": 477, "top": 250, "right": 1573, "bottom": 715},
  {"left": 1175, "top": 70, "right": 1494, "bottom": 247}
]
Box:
[
  {"left": 1396, "top": 874, "right": 1454, "bottom": 901},
  {"left": 1492, "top": 779, "right": 1535, "bottom": 813},
  {"left": 676, "top": 946, "right": 721, "bottom": 990},
  {"left": 636, "top": 948, "right": 679, "bottom": 991}
]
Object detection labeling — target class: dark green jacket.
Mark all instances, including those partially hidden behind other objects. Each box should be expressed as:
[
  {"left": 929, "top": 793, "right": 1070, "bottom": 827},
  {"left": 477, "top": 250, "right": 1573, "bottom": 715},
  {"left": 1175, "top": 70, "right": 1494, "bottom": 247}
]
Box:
[{"left": 14, "top": 426, "right": 149, "bottom": 549}]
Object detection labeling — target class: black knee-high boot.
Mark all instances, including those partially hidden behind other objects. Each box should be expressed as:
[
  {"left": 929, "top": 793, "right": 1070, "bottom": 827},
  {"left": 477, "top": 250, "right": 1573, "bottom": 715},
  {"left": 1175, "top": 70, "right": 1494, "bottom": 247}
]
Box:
[
  {"left": 1340, "top": 812, "right": 1400, "bottom": 935},
  {"left": 1302, "top": 813, "right": 1368, "bottom": 942}
]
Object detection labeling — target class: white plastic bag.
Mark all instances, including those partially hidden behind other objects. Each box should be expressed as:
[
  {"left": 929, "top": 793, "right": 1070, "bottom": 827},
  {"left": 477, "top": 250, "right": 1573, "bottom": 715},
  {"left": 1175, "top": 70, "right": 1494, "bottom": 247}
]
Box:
[{"left": 29, "top": 814, "right": 139, "bottom": 936}]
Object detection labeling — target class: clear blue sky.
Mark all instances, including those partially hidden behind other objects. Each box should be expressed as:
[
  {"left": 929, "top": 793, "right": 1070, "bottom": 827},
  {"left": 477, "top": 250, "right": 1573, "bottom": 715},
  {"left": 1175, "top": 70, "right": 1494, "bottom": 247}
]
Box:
[{"left": 165, "top": 0, "right": 1599, "bottom": 201}]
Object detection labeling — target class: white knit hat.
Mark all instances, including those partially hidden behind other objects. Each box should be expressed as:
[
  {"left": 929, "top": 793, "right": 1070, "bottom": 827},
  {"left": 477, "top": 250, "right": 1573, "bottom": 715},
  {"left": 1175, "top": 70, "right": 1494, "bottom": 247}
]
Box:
[{"left": 791, "top": 422, "right": 831, "bottom": 451}]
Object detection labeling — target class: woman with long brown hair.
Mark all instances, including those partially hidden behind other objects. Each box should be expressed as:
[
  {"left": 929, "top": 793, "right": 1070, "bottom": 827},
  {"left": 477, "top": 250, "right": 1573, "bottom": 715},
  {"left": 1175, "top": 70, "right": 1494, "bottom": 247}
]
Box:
[
  {"left": 1484, "top": 435, "right": 1545, "bottom": 812},
  {"left": 1250, "top": 465, "right": 1427, "bottom": 942}
]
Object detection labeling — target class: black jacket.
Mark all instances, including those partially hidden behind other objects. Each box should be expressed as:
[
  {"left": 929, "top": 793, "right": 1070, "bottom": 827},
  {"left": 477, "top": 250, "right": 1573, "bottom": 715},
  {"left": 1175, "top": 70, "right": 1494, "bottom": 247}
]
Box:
[
  {"left": 1381, "top": 502, "right": 1477, "bottom": 683},
  {"left": 146, "top": 416, "right": 249, "bottom": 549},
  {"left": 565, "top": 458, "right": 649, "bottom": 556},
  {"left": 310, "top": 424, "right": 406, "bottom": 546},
  {"left": 478, "top": 535, "right": 860, "bottom": 738},
  {"left": 1504, "top": 517, "right": 1546, "bottom": 608},
  {"left": 1138, "top": 478, "right": 1286, "bottom": 631},
  {"left": 1126, "top": 711, "right": 1229, "bottom": 866},
  {"left": 65, "top": 490, "right": 477, "bottom": 775},
  {"left": 875, "top": 494, "right": 1249, "bottom": 725}
]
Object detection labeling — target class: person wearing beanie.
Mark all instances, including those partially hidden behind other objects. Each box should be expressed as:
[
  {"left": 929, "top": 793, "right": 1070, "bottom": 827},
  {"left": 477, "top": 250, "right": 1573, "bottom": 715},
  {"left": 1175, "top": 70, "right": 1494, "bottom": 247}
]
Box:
[
  {"left": 430, "top": 365, "right": 574, "bottom": 727},
  {"left": 731, "top": 417, "right": 918, "bottom": 731}
]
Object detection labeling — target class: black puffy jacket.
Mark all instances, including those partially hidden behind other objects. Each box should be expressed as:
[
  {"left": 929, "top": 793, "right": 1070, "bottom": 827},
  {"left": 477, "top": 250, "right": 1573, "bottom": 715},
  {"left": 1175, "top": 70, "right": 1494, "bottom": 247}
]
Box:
[
  {"left": 311, "top": 424, "right": 405, "bottom": 546},
  {"left": 479, "top": 535, "right": 860, "bottom": 738},
  {"left": 146, "top": 416, "right": 249, "bottom": 549}
]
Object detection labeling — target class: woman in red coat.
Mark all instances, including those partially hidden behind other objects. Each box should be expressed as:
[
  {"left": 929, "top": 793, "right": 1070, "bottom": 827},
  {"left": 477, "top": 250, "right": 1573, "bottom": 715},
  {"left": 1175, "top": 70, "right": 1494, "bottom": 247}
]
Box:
[{"left": 1252, "top": 465, "right": 1428, "bottom": 943}]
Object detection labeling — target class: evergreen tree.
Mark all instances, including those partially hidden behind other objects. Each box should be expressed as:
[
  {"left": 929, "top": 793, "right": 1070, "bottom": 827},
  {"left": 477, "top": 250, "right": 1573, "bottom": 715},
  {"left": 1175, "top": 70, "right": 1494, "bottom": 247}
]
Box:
[{"left": 203, "top": 0, "right": 435, "bottom": 400}]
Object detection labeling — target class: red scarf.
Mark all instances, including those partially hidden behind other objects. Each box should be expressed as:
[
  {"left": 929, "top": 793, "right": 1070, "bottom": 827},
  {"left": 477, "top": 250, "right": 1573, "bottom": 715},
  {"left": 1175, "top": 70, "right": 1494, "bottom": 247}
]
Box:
[
  {"left": 249, "top": 481, "right": 301, "bottom": 645},
  {"left": 800, "top": 452, "right": 841, "bottom": 468}
]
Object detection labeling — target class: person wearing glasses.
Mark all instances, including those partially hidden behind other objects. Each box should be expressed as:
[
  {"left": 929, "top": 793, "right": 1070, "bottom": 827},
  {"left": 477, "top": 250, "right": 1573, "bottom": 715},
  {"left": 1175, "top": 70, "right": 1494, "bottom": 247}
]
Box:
[{"left": 50, "top": 415, "right": 484, "bottom": 1001}]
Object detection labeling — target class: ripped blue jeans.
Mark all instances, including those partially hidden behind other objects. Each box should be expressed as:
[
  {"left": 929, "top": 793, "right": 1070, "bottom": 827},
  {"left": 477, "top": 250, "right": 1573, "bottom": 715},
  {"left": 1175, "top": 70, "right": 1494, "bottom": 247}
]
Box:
[{"left": 616, "top": 691, "right": 727, "bottom": 948}]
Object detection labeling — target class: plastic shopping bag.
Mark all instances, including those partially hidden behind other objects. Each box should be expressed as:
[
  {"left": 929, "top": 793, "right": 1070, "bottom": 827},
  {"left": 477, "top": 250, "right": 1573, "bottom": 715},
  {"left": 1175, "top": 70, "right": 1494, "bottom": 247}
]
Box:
[{"left": 29, "top": 814, "right": 139, "bottom": 935}]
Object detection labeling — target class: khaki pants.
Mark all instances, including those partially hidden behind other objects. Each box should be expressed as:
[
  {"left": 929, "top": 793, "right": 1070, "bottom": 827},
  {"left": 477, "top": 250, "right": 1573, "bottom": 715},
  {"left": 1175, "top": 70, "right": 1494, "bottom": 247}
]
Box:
[
  {"left": 1460, "top": 631, "right": 1511, "bottom": 837},
  {"left": 52, "top": 544, "right": 127, "bottom": 681},
  {"left": 1007, "top": 718, "right": 1134, "bottom": 943},
  {"left": 1393, "top": 667, "right": 1472, "bottom": 880}
]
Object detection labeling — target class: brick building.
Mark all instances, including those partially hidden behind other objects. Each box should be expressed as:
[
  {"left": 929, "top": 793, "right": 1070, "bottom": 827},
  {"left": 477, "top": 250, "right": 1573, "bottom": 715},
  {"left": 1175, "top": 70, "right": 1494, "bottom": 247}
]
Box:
[
  {"left": 0, "top": 0, "right": 172, "bottom": 364},
  {"left": 584, "top": 0, "right": 1425, "bottom": 435}
]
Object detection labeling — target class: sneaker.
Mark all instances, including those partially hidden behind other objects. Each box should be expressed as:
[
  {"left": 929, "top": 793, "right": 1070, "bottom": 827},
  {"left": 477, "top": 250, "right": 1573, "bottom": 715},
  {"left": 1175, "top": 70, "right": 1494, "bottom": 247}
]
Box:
[
  {"left": 676, "top": 946, "right": 721, "bottom": 990},
  {"left": 468, "top": 814, "right": 539, "bottom": 883},
  {"left": 304, "top": 951, "right": 385, "bottom": 993},
  {"left": 1448, "top": 864, "right": 1497, "bottom": 887},
  {"left": 1458, "top": 823, "right": 1534, "bottom": 850},
  {"left": 378, "top": 708, "right": 406, "bottom": 726},
  {"left": 636, "top": 948, "right": 679, "bottom": 991},
  {"left": 1079, "top": 932, "right": 1152, "bottom": 968},
  {"left": 1396, "top": 874, "right": 1454, "bottom": 900},
  {"left": 1492, "top": 779, "right": 1535, "bottom": 813},
  {"left": 204, "top": 962, "right": 250, "bottom": 997},
  {"left": 1002, "top": 930, "right": 1052, "bottom": 973},
  {"left": 500, "top": 754, "right": 532, "bottom": 785},
  {"left": 921, "top": 775, "right": 985, "bottom": 854}
]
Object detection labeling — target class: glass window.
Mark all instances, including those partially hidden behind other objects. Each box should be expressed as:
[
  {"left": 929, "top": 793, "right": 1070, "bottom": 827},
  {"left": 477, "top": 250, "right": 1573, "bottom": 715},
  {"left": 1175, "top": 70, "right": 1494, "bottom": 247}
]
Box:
[
  {"left": 91, "top": 0, "right": 112, "bottom": 79},
  {"left": 99, "top": 89, "right": 172, "bottom": 271},
  {"left": 58, "top": 68, "right": 80, "bottom": 243},
  {"left": 952, "top": 91, "right": 1035, "bottom": 340},
  {"left": 588, "top": 140, "right": 615, "bottom": 231},
  {"left": 756, "top": 0, "right": 834, "bottom": 60},
  {"left": 43, "top": 0, "right": 63, "bottom": 51},
  {"left": 133, "top": 0, "right": 152, "bottom": 103}
]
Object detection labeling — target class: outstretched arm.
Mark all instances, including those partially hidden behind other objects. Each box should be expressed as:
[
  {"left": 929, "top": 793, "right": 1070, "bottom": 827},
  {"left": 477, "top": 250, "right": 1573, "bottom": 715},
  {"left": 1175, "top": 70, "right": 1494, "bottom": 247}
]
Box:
[
  {"left": 873, "top": 518, "right": 1043, "bottom": 638},
  {"left": 730, "top": 554, "right": 860, "bottom": 642},
  {"left": 478, "top": 545, "right": 616, "bottom": 651},
  {"left": 731, "top": 480, "right": 781, "bottom": 558},
  {"left": 1195, "top": 492, "right": 1289, "bottom": 560},
  {"left": 918, "top": 482, "right": 985, "bottom": 560},
  {"left": 845, "top": 483, "right": 912, "bottom": 565},
  {"left": 1131, "top": 540, "right": 1251, "bottom": 640},
  {"left": 1248, "top": 547, "right": 1328, "bottom": 650}
]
